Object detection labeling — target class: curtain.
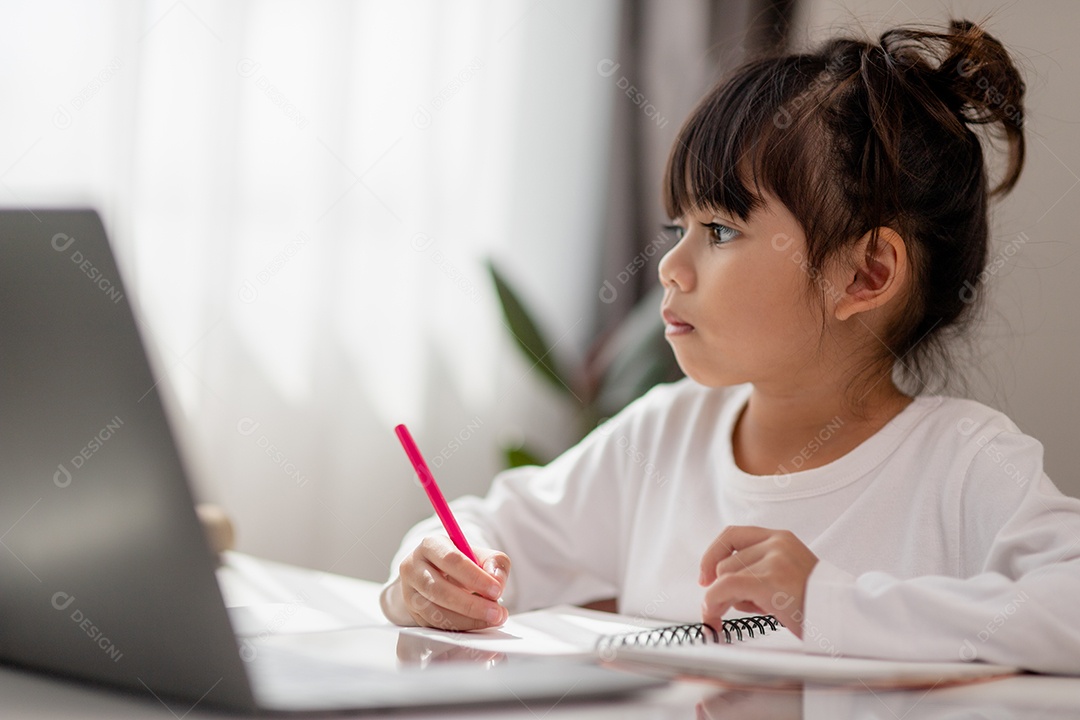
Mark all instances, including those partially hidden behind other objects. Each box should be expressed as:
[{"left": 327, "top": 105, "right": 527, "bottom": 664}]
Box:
[
  {"left": 2, "top": 0, "right": 790, "bottom": 581},
  {"left": 594, "top": 0, "right": 795, "bottom": 333},
  {"left": 1, "top": 0, "right": 621, "bottom": 580}
]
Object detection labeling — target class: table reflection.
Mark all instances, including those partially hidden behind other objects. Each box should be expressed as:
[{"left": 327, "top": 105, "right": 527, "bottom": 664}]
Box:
[
  {"left": 685, "top": 675, "right": 1079, "bottom": 720},
  {"left": 395, "top": 630, "right": 508, "bottom": 670},
  {"left": 391, "top": 632, "right": 1077, "bottom": 719},
  {"left": 802, "top": 676, "right": 1078, "bottom": 719},
  {"left": 695, "top": 685, "right": 802, "bottom": 719}
]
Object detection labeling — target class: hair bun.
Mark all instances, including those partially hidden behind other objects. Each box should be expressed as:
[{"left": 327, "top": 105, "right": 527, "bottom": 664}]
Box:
[
  {"left": 930, "top": 19, "right": 1026, "bottom": 195},
  {"left": 866, "top": 19, "right": 1025, "bottom": 197}
]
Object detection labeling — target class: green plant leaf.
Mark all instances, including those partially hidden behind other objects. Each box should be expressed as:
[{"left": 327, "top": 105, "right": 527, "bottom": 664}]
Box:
[
  {"left": 589, "top": 284, "right": 683, "bottom": 418},
  {"left": 486, "top": 260, "right": 576, "bottom": 397},
  {"left": 503, "top": 444, "right": 546, "bottom": 468}
]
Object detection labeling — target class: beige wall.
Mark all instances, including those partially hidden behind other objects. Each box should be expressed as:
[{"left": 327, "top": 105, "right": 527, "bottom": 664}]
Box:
[{"left": 793, "top": 1, "right": 1080, "bottom": 496}]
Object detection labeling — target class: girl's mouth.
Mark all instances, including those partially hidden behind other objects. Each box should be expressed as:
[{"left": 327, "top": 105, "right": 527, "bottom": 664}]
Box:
[
  {"left": 661, "top": 309, "right": 694, "bottom": 336},
  {"left": 664, "top": 322, "right": 694, "bottom": 336}
]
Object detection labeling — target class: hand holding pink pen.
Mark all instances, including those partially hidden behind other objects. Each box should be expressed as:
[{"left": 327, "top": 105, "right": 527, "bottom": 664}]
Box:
[
  {"left": 383, "top": 424, "right": 510, "bottom": 630},
  {"left": 394, "top": 424, "right": 481, "bottom": 566}
]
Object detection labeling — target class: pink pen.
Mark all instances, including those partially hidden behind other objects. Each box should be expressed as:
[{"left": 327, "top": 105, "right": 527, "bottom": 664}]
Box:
[{"left": 394, "top": 423, "right": 482, "bottom": 567}]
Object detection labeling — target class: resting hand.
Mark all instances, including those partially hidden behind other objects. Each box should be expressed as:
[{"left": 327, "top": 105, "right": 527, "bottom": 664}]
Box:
[
  {"left": 381, "top": 536, "right": 510, "bottom": 631},
  {"left": 698, "top": 526, "right": 818, "bottom": 637}
]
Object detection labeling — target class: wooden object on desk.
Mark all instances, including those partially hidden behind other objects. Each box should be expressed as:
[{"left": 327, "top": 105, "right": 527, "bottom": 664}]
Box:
[{"left": 196, "top": 503, "right": 236, "bottom": 555}]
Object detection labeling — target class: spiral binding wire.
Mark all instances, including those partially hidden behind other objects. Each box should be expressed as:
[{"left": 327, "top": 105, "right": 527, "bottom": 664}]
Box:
[
  {"left": 719, "top": 614, "right": 782, "bottom": 643},
  {"left": 595, "top": 615, "right": 782, "bottom": 655}
]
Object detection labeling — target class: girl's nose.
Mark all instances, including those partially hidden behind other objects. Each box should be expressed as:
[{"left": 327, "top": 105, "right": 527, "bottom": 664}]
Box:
[{"left": 658, "top": 244, "right": 692, "bottom": 292}]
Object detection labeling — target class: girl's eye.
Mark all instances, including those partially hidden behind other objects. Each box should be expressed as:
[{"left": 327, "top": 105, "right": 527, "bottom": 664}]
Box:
[
  {"left": 662, "top": 223, "right": 685, "bottom": 241},
  {"left": 705, "top": 222, "right": 738, "bottom": 246}
]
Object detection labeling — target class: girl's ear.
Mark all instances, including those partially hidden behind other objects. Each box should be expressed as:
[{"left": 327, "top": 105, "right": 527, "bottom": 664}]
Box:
[{"left": 833, "top": 228, "right": 909, "bottom": 322}]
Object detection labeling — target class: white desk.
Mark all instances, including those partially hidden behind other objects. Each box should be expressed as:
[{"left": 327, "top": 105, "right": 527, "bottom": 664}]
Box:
[{"left": 1, "top": 553, "right": 1077, "bottom": 719}]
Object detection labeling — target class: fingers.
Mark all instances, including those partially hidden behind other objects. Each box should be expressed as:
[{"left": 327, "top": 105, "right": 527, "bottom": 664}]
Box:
[
  {"left": 403, "top": 559, "right": 507, "bottom": 630},
  {"left": 699, "top": 526, "right": 773, "bottom": 585},
  {"left": 397, "top": 536, "right": 511, "bottom": 630},
  {"left": 476, "top": 547, "right": 511, "bottom": 588},
  {"left": 701, "top": 568, "right": 768, "bottom": 629},
  {"left": 710, "top": 542, "right": 768, "bottom": 581},
  {"left": 421, "top": 536, "right": 502, "bottom": 600},
  {"left": 403, "top": 557, "right": 507, "bottom": 629},
  {"left": 698, "top": 526, "right": 819, "bottom": 638}
]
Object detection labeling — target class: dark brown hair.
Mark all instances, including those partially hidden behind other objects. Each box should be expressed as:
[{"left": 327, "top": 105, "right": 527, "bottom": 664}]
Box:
[{"left": 662, "top": 19, "right": 1026, "bottom": 395}]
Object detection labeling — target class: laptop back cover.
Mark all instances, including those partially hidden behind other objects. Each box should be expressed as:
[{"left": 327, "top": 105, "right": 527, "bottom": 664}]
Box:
[{"left": 0, "top": 209, "right": 256, "bottom": 711}]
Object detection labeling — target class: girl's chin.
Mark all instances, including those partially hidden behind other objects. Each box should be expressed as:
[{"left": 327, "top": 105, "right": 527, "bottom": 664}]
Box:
[
  {"left": 670, "top": 353, "right": 747, "bottom": 389},
  {"left": 673, "top": 362, "right": 732, "bottom": 388}
]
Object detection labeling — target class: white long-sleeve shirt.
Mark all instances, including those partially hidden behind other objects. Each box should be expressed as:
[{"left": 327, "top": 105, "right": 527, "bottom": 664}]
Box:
[{"left": 386, "top": 379, "right": 1080, "bottom": 674}]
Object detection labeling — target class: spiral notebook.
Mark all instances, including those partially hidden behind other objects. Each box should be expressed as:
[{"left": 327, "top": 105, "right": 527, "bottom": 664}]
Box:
[
  {"left": 592, "top": 614, "right": 1018, "bottom": 688},
  {"left": 595, "top": 614, "right": 784, "bottom": 651},
  {"left": 402, "top": 606, "right": 1018, "bottom": 688}
]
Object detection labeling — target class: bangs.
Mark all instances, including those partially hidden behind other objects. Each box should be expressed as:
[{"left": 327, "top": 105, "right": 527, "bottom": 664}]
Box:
[{"left": 662, "top": 55, "right": 831, "bottom": 224}]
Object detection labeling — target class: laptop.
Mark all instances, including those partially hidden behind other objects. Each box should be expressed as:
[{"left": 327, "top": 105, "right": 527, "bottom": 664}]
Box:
[{"left": 0, "top": 209, "right": 659, "bottom": 712}]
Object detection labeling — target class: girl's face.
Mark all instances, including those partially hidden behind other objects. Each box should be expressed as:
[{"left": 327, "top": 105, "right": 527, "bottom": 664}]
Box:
[{"left": 658, "top": 195, "right": 834, "bottom": 389}]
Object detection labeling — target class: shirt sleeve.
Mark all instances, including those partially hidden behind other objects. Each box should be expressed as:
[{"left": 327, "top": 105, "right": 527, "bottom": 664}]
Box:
[
  {"left": 383, "top": 392, "right": 659, "bottom": 613},
  {"left": 804, "top": 427, "right": 1080, "bottom": 674}
]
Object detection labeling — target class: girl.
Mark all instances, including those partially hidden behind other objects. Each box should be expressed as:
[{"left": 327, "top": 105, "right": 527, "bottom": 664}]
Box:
[{"left": 381, "top": 19, "right": 1080, "bottom": 674}]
